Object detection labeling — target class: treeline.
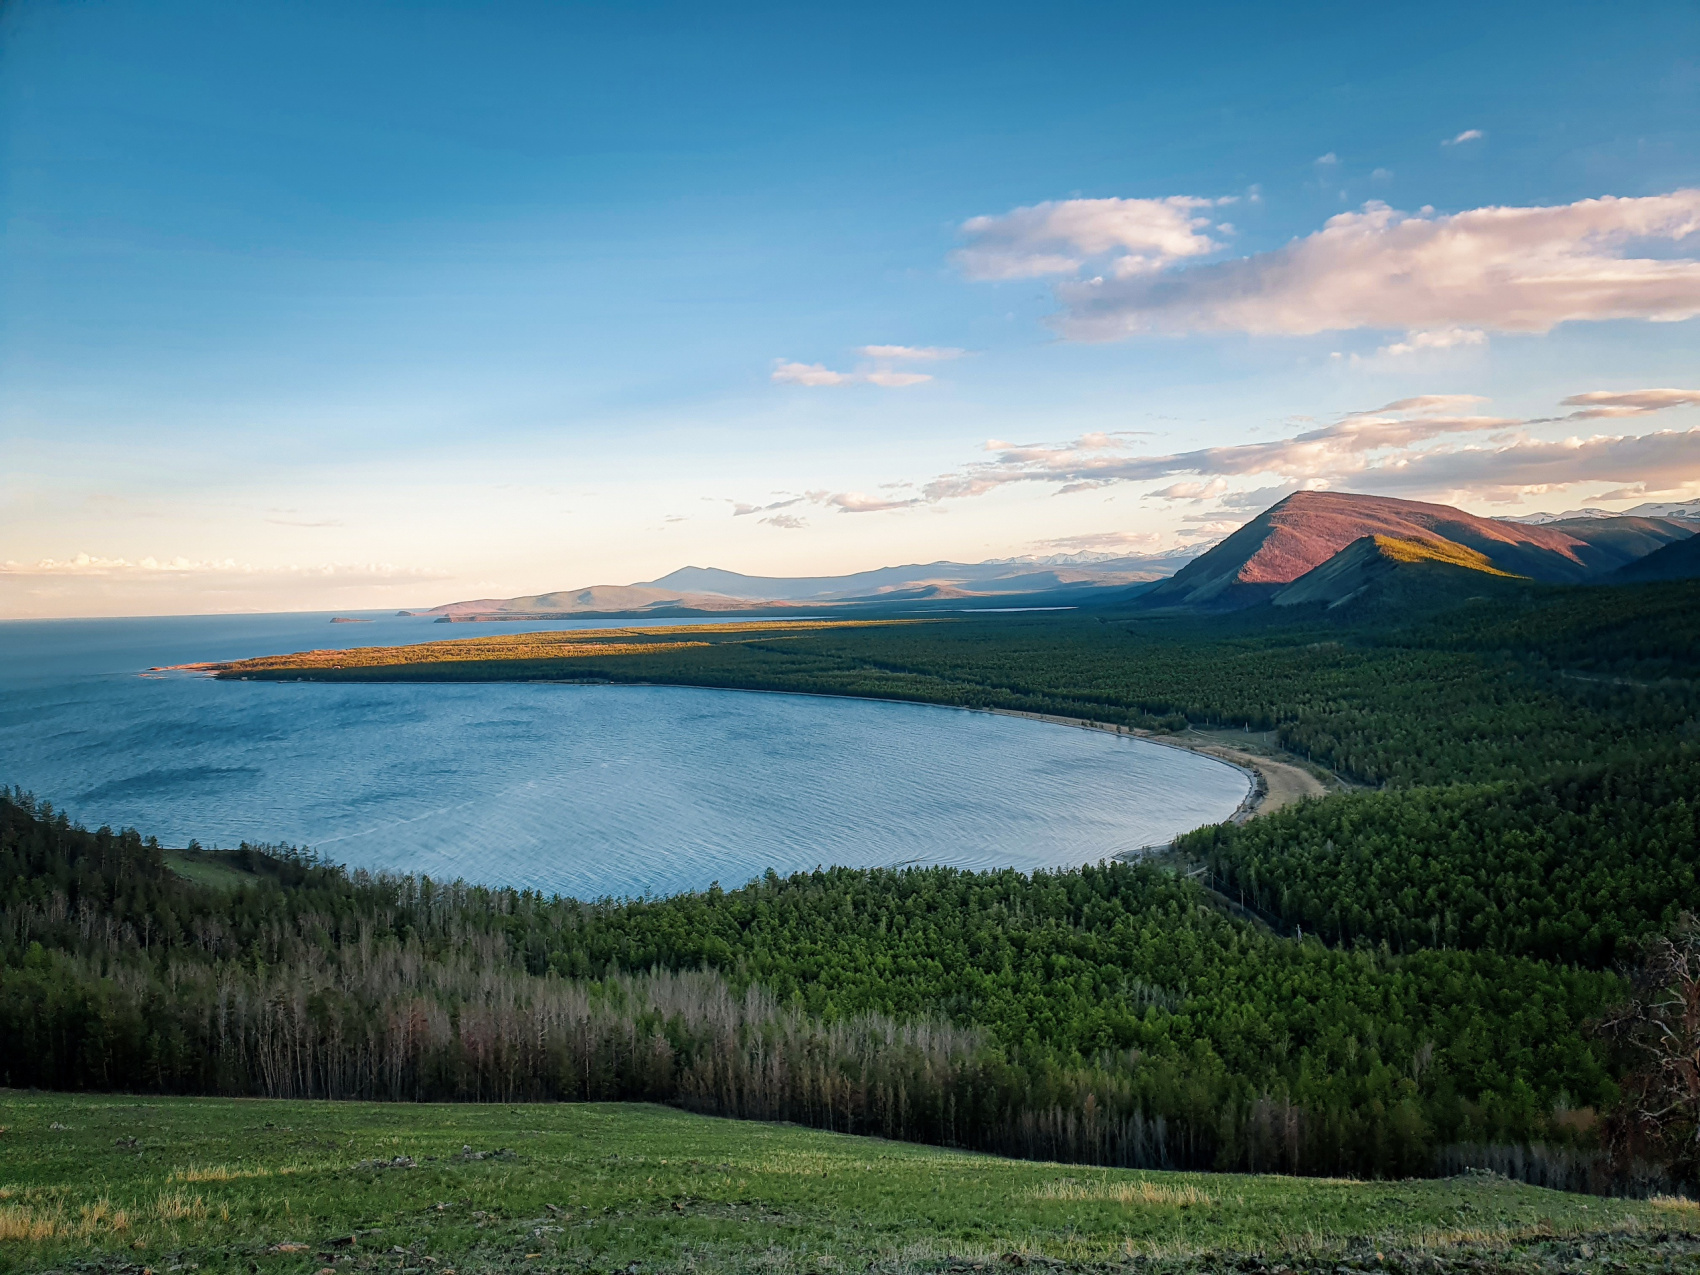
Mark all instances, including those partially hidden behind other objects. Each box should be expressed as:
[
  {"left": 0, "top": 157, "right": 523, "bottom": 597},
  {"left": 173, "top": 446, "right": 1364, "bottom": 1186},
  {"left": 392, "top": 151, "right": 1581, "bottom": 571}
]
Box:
[
  {"left": 223, "top": 583, "right": 1700, "bottom": 790},
  {"left": 1, "top": 791, "right": 1622, "bottom": 1183},
  {"left": 1182, "top": 747, "right": 1700, "bottom": 967}
]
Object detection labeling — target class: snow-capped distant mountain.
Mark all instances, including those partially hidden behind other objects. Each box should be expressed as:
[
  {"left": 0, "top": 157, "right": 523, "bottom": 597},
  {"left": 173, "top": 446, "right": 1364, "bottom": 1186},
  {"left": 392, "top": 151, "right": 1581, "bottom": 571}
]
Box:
[
  {"left": 1625, "top": 500, "right": 1700, "bottom": 520},
  {"left": 1508, "top": 502, "right": 1700, "bottom": 524},
  {"left": 1503, "top": 508, "right": 1623, "bottom": 524}
]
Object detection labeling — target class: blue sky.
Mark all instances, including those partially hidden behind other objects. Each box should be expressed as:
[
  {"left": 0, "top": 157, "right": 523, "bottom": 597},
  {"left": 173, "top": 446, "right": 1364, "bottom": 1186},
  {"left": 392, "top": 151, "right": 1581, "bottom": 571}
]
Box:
[{"left": 3, "top": 0, "right": 1699, "bottom": 616}]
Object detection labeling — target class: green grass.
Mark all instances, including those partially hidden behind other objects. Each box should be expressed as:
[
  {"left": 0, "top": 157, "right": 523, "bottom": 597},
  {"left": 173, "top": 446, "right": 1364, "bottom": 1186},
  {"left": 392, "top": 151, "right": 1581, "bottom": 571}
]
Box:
[
  {"left": 162, "top": 850, "right": 264, "bottom": 891},
  {"left": 1, "top": 1095, "right": 1691, "bottom": 1275}
]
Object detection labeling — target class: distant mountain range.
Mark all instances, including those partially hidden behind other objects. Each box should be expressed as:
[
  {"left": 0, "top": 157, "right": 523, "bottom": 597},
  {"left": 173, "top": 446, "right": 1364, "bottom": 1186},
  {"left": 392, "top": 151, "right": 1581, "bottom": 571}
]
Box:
[
  {"left": 1136, "top": 491, "right": 1697, "bottom": 613},
  {"left": 1510, "top": 499, "right": 1700, "bottom": 523},
  {"left": 410, "top": 491, "right": 1700, "bottom": 621},
  {"left": 411, "top": 548, "right": 1209, "bottom": 619}
]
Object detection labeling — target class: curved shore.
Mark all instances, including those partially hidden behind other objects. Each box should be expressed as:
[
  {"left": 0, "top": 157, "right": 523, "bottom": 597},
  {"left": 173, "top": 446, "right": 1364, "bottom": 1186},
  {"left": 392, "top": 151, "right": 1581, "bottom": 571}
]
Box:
[{"left": 977, "top": 706, "right": 1329, "bottom": 822}]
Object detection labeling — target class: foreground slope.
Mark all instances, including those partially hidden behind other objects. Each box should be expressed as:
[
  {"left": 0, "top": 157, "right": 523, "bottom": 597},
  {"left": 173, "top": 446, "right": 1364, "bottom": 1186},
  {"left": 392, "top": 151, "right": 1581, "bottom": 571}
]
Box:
[
  {"left": 0, "top": 1093, "right": 1687, "bottom": 1275},
  {"left": 1137, "top": 491, "right": 1692, "bottom": 611}
]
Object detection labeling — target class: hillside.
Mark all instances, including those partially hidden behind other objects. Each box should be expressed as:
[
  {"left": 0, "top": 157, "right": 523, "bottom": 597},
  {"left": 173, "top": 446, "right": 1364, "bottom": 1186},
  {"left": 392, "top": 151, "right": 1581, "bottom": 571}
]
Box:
[
  {"left": 1137, "top": 491, "right": 1692, "bottom": 611},
  {"left": 1616, "top": 532, "right": 1700, "bottom": 582},
  {"left": 1269, "top": 534, "right": 1528, "bottom": 611}
]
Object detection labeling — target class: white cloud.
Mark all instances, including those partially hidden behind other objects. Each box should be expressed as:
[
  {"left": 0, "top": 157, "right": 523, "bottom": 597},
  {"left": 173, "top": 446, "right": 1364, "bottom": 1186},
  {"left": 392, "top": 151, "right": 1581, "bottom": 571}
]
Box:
[
  {"left": 1315, "top": 152, "right": 1339, "bottom": 166},
  {"left": 1444, "top": 129, "right": 1485, "bottom": 145},
  {"left": 772, "top": 359, "right": 933, "bottom": 388},
  {"left": 772, "top": 361, "right": 857, "bottom": 387},
  {"left": 1020, "top": 190, "right": 1700, "bottom": 339},
  {"left": 1379, "top": 327, "right": 1488, "bottom": 356},
  {"left": 761, "top": 513, "right": 807, "bottom": 529},
  {"left": 955, "top": 196, "right": 1226, "bottom": 281},
  {"left": 857, "top": 345, "right": 965, "bottom": 361}
]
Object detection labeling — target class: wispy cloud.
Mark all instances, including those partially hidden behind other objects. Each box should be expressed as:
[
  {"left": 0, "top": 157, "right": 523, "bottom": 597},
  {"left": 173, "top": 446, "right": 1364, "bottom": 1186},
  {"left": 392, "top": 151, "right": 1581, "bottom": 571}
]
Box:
[
  {"left": 732, "top": 496, "right": 804, "bottom": 516},
  {"left": 0, "top": 554, "right": 440, "bottom": 583},
  {"left": 790, "top": 387, "right": 1700, "bottom": 516},
  {"left": 1559, "top": 388, "right": 1700, "bottom": 419},
  {"left": 966, "top": 190, "right": 1700, "bottom": 339},
  {"left": 772, "top": 361, "right": 859, "bottom": 387},
  {"left": 772, "top": 358, "right": 933, "bottom": 388},
  {"left": 857, "top": 344, "right": 966, "bottom": 361},
  {"left": 955, "top": 196, "right": 1228, "bottom": 281},
  {"left": 1444, "top": 128, "right": 1485, "bottom": 145}
]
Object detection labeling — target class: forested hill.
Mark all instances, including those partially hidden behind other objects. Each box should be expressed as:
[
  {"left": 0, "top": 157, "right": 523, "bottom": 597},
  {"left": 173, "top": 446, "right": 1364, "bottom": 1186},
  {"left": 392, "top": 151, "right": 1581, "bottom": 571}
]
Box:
[
  {"left": 7, "top": 578, "right": 1700, "bottom": 1187},
  {"left": 0, "top": 788, "right": 1627, "bottom": 1185}
]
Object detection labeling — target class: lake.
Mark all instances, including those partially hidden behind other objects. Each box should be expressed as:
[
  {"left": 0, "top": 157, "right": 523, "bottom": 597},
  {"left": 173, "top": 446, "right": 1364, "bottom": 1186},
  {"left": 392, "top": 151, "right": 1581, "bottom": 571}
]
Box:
[{"left": 0, "top": 611, "right": 1251, "bottom": 898}]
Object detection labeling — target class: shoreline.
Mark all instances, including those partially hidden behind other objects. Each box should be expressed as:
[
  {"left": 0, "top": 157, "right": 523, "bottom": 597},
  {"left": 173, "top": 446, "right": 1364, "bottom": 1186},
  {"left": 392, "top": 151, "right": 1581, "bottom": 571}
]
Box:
[
  {"left": 973, "top": 707, "right": 1327, "bottom": 826},
  {"left": 208, "top": 661, "right": 1325, "bottom": 841}
]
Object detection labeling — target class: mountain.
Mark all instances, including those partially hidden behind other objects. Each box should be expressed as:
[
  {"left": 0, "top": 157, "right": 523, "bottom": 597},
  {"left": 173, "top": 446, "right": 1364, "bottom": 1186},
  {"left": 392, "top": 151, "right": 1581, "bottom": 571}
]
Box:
[
  {"left": 1615, "top": 533, "right": 1700, "bottom": 583},
  {"left": 1136, "top": 491, "right": 1695, "bottom": 612},
  {"left": 415, "top": 550, "right": 1205, "bottom": 618},
  {"left": 1626, "top": 499, "right": 1700, "bottom": 520}
]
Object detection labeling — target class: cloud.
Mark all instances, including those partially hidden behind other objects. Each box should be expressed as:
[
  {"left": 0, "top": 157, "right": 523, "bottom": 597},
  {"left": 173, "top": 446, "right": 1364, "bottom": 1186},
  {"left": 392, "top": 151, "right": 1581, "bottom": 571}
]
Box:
[
  {"left": 858, "top": 345, "right": 965, "bottom": 361},
  {"left": 1147, "top": 478, "right": 1230, "bottom": 502},
  {"left": 809, "top": 490, "right": 925, "bottom": 513},
  {"left": 1378, "top": 327, "right": 1488, "bottom": 356},
  {"left": 1444, "top": 129, "right": 1485, "bottom": 145},
  {"left": 772, "top": 361, "right": 857, "bottom": 387},
  {"left": 1559, "top": 388, "right": 1700, "bottom": 419},
  {"left": 780, "top": 387, "right": 1700, "bottom": 521},
  {"left": 1315, "top": 152, "right": 1339, "bottom": 166},
  {"left": 0, "top": 554, "right": 439, "bottom": 583},
  {"left": 955, "top": 196, "right": 1226, "bottom": 281},
  {"left": 855, "top": 388, "right": 1699, "bottom": 512},
  {"left": 732, "top": 497, "right": 804, "bottom": 516},
  {"left": 772, "top": 360, "right": 932, "bottom": 388},
  {"left": 1038, "top": 530, "right": 1165, "bottom": 553},
  {"left": 761, "top": 513, "right": 807, "bottom": 529},
  {"left": 1022, "top": 190, "right": 1700, "bottom": 339}
]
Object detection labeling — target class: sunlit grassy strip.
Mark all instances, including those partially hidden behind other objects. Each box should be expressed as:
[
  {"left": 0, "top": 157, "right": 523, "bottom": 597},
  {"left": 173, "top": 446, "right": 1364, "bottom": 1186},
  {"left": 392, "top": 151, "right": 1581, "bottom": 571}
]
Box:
[
  {"left": 212, "top": 619, "right": 918, "bottom": 676},
  {"left": 0, "top": 1094, "right": 1682, "bottom": 1275}
]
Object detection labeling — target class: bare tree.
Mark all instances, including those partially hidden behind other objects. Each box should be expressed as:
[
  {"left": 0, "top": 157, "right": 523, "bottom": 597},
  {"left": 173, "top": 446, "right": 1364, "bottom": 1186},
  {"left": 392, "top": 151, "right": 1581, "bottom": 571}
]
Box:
[{"left": 1600, "top": 915, "right": 1700, "bottom": 1183}]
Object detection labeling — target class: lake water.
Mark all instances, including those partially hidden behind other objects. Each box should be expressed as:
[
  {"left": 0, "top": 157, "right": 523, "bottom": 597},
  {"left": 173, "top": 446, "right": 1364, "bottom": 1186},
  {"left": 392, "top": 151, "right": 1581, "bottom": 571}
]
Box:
[{"left": 0, "top": 611, "right": 1250, "bottom": 898}]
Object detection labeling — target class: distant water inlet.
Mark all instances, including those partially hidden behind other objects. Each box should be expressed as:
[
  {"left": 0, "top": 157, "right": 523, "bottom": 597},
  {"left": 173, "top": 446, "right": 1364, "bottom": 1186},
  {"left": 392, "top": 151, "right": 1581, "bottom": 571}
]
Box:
[{"left": 0, "top": 613, "right": 1250, "bottom": 898}]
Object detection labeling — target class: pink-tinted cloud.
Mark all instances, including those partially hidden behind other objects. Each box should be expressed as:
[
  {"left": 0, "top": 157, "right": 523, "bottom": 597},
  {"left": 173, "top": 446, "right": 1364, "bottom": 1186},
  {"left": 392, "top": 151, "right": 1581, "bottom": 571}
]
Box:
[
  {"left": 772, "top": 361, "right": 856, "bottom": 387},
  {"left": 1029, "top": 191, "right": 1700, "bottom": 339},
  {"left": 1559, "top": 388, "right": 1700, "bottom": 419}
]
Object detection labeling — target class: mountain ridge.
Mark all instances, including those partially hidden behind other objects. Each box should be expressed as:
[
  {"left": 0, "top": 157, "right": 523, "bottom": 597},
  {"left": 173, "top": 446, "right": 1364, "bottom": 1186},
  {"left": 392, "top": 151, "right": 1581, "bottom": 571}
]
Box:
[
  {"left": 1136, "top": 491, "right": 1695, "bottom": 612},
  {"left": 414, "top": 550, "right": 1204, "bottom": 617}
]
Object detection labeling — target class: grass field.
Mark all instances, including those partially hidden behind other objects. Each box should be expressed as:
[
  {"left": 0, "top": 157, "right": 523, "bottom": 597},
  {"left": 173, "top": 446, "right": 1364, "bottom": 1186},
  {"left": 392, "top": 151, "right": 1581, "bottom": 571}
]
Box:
[{"left": 1, "top": 1095, "right": 1695, "bottom": 1275}]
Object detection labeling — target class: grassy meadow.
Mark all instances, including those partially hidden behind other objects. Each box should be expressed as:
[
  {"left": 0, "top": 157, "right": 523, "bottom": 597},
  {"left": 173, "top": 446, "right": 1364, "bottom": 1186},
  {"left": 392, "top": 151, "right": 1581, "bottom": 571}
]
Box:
[{"left": 1, "top": 1094, "right": 1695, "bottom": 1275}]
